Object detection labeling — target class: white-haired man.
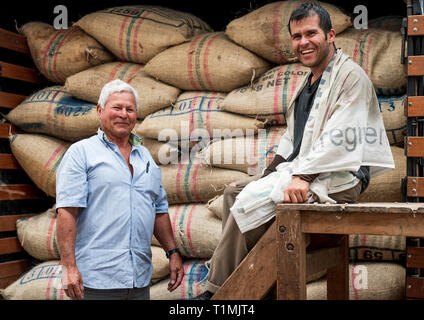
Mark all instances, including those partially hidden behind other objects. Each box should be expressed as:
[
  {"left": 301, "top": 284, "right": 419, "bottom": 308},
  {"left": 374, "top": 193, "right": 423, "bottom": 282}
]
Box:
[{"left": 56, "top": 79, "right": 183, "bottom": 300}]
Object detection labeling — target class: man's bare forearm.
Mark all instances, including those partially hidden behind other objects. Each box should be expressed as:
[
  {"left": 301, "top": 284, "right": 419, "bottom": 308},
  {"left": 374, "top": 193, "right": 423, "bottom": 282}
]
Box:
[
  {"left": 57, "top": 207, "right": 79, "bottom": 267},
  {"left": 153, "top": 213, "right": 177, "bottom": 251}
]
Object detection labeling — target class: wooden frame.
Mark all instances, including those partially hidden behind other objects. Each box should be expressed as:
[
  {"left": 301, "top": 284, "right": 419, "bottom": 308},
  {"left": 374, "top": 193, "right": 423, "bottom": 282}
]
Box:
[{"left": 213, "top": 203, "right": 424, "bottom": 300}]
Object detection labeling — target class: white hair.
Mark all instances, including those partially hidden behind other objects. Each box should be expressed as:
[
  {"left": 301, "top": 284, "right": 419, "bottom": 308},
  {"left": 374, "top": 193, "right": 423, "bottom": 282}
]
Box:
[{"left": 98, "top": 79, "right": 139, "bottom": 112}]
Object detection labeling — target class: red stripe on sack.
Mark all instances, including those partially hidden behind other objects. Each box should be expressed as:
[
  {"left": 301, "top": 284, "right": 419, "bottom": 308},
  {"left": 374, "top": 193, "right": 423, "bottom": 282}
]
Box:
[
  {"left": 267, "top": 129, "right": 280, "bottom": 166},
  {"left": 190, "top": 93, "right": 200, "bottom": 135},
  {"left": 187, "top": 36, "right": 203, "bottom": 90},
  {"left": 352, "top": 30, "right": 366, "bottom": 62},
  {"left": 126, "top": 64, "right": 143, "bottom": 83},
  {"left": 181, "top": 263, "right": 190, "bottom": 298},
  {"left": 40, "top": 142, "right": 68, "bottom": 186},
  {"left": 176, "top": 163, "right": 185, "bottom": 202},
  {"left": 108, "top": 62, "right": 125, "bottom": 81},
  {"left": 191, "top": 164, "right": 201, "bottom": 202},
  {"left": 171, "top": 205, "right": 181, "bottom": 239},
  {"left": 202, "top": 33, "right": 221, "bottom": 91},
  {"left": 132, "top": 11, "right": 152, "bottom": 62},
  {"left": 51, "top": 28, "right": 76, "bottom": 83},
  {"left": 272, "top": 2, "right": 285, "bottom": 64},
  {"left": 205, "top": 92, "right": 217, "bottom": 137},
  {"left": 364, "top": 31, "right": 377, "bottom": 75},
  {"left": 119, "top": 17, "right": 130, "bottom": 60},
  {"left": 186, "top": 204, "right": 199, "bottom": 257},
  {"left": 45, "top": 268, "right": 55, "bottom": 300},
  {"left": 351, "top": 264, "right": 360, "bottom": 300},
  {"left": 273, "top": 65, "right": 285, "bottom": 125},
  {"left": 46, "top": 217, "right": 57, "bottom": 259},
  {"left": 41, "top": 30, "right": 65, "bottom": 79}
]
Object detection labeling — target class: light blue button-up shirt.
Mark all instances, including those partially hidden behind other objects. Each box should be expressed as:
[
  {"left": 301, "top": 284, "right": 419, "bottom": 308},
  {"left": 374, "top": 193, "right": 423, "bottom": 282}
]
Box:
[{"left": 56, "top": 129, "right": 168, "bottom": 289}]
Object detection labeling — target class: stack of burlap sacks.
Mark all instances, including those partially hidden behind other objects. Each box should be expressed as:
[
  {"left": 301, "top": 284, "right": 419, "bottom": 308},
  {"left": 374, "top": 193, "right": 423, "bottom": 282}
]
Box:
[{"left": 0, "top": 2, "right": 406, "bottom": 300}]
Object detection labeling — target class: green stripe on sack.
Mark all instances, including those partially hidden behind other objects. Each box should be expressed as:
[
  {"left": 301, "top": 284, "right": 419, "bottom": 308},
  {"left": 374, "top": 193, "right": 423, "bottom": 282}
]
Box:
[
  {"left": 178, "top": 205, "right": 191, "bottom": 256},
  {"left": 184, "top": 163, "right": 193, "bottom": 202},
  {"left": 47, "top": 32, "right": 66, "bottom": 81},
  {"left": 118, "top": 63, "right": 133, "bottom": 80},
  {"left": 194, "top": 35, "right": 210, "bottom": 90},
  {"left": 125, "top": 11, "right": 144, "bottom": 61}
]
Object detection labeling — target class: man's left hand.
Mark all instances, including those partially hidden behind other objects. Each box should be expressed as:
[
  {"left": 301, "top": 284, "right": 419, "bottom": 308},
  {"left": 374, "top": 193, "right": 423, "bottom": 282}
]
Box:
[
  {"left": 167, "top": 253, "right": 184, "bottom": 292},
  {"left": 283, "top": 176, "right": 310, "bottom": 203}
]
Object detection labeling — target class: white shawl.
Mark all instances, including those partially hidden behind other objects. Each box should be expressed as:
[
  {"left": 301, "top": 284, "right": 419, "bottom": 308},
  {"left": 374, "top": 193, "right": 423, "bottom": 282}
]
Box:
[{"left": 231, "top": 49, "right": 395, "bottom": 234}]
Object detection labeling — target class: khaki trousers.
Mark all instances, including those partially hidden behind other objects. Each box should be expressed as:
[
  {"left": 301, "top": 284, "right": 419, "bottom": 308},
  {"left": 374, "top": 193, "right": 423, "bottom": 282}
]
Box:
[{"left": 205, "top": 174, "right": 362, "bottom": 293}]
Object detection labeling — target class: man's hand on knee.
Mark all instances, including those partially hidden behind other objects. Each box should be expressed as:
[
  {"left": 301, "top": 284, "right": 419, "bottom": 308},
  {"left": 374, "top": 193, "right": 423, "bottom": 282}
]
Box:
[{"left": 283, "top": 176, "right": 310, "bottom": 203}]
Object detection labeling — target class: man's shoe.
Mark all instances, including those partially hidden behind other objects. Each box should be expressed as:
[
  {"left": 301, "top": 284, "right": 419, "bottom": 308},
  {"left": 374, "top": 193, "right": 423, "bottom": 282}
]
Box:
[{"left": 194, "top": 290, "right": 214, "bottom": 300}]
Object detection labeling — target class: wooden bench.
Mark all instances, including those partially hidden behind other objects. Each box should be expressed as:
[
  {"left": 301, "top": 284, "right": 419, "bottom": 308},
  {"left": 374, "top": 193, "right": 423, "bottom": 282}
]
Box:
[{"left": 212, "top": 202, "right": 424, "bottom": 300}]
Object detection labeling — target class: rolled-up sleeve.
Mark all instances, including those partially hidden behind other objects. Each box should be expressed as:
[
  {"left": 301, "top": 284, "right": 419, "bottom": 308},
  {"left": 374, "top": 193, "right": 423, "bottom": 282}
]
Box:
[{"left": 56, "top": 144, "right": 88, "bottom": 209}]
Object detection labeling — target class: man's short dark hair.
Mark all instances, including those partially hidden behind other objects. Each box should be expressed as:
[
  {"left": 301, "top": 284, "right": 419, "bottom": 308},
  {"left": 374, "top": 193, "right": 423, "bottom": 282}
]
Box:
[{"left": 287, "top": 2, "right": 333, "bottom": 36}]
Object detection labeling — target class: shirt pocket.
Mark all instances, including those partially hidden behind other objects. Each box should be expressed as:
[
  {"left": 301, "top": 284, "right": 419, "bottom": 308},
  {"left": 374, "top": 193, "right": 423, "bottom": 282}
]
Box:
[{"left": 142, "top": 166, "right": 162, "bottom": 199}]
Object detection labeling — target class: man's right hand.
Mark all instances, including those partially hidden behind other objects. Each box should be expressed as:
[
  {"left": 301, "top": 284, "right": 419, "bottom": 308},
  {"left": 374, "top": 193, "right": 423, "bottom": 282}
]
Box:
[{"left": 62, "top": 264, "right": 84, "bottom": 300}]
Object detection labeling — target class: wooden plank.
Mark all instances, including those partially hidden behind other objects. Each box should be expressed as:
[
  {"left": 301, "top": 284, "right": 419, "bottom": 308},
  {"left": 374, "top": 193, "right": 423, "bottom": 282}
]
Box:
[
  {"left": 277, "top": 202, "right": 424, "bottom": 214},
  {"left": 407, "top": 247, "right": 424, "bottom": 268},
  {"left": 406, "top": 96, "right": 424, "bottom": 117},
  {"left": 276, "top": 210, "right": 306, "bottom": 300},
  {"left": 0, "top": 260, "right": 30, "bottom": 289},
  {"left": 0, "top": 184, "right": 42, "bottom": 200},
  {"left": 211, "top": 221, "right": 277, "bottom": 300},
  {"left": 408, "top": 56, "right": 424, "bottom": 76},
  {"left": 0, "top": 214, "right": 35, "bottom": 232},
  {"left": 299, "top": 211, "right": 424, "bottom": 238},
  {"left": 0, "top": 154, "right": 21, "bottom": 169},
  {"left": 408, "top": 16, "right": 424, "bottom": 36},
  {"left": 0, "top": 28, "right": 29, "bottom": 54},
  {"left": 406, "top": 277, "right": 424, "bottom": 299},
  {"left": 326, "top": 235, "right": 349, "bottom": 300},
  {"left": 0, "top": 237, "right": 24, "bottom": 255},
  {"left": 407, "top": 177, "right": 424, "bottom": 197},
  {"left": 406, "top": 137, "right": 424, "bottom": 157},
  {"left": 0, "top": 61, "right": 42, "bottom": 84},
  {"left": 0, "top": 123, "right": 19, "bottom": 138},
  {"left": 0, "top": 91, "right": 27, "bottom": 109}
]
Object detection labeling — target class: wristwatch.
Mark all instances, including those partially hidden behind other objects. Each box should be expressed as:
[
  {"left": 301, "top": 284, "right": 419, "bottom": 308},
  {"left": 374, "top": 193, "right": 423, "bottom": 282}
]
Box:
[{"left": 166, "top": 248, "right": 180, "bottom": 258}]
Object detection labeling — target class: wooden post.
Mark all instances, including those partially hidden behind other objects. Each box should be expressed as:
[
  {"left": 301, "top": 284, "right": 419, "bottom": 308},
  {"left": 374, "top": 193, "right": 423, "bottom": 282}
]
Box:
[
  {"left": 276, "top": 210, "right": 307, "bottom": 300},
  {"left": 326, "top": 235, "right": 349, "bottom": 300}
]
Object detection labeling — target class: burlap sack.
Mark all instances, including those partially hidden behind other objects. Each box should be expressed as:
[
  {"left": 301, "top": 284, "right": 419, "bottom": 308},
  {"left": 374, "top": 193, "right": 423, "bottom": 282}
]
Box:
[
  {"left": 358, "top": 146, "right": 405, "bottom": 202},
  {"left": 144, "top": 32, "right": 271, "bottom": 92},
  {"left": 206, "top": 194, "right": 224, "bottom": 220},
  {"left": 220, "top": 64, "right": 310, "bottom": 126},
  {"left": 336, "top": 27, "right": 407, "bottom": 95},
  {"left": 9, "top": 133, "right": 70, "bottom": 197},
  {"left": 225, "top": 0, "right": 352, "bottom": 64},
  {"left": 378, "top": 95, "right": 406, "bottom": 146},
  {"left": 20, "top": 22, "right": 114, "bottom": 84},
  {"left": 0, "top": 261, "right": 69, "bottom": 300},
  {"left": 6, "top": 86, "right": 99, "bottom": 142},
  {"left": 167, "top": 204, "right": 221, "bottom": 258},
  {"left": 199, "top": 126, "right": 287, "bottom": 175},
  {"left": 368, "top": 16, "right": 403, "bottom": 32},
  {"left": 349, "top": 235, "right": 406, "bottom": 262},
  {"left": 160, "top": 164, "right": 248, "bottom": 205},
  {"left": 307, "top": 262, "right": 405, "bottom": 300},
  {"left": 136, "top": 91, "right": 265, "bottom": 142},
  {"left": 141, "top": 137, "right": 179, "bottom": 166},
  {"left": 150, "top": 260, "right": 208, "bottom": 300},
  {"left": 151, "top": 246, "right": 170, "bottom": 284},
  {"left": 16, "top": 206, "right": 60, "bottom": 261},
  {"left": 65, "top": 62, "right": 181, "bottom": 119},
  {"left": 75, "top": 6, "right": 212, "bottom": 64}
]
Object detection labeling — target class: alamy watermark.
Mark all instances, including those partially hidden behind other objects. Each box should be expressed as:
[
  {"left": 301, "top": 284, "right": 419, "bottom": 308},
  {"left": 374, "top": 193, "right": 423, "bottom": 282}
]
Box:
[{"left": 52, "top": 5, "right": 369, "bottom": 30}]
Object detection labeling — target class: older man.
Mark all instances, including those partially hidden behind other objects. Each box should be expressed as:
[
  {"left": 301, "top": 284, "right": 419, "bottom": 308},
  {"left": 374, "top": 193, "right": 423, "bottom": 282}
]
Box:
[
  {"left": 56, "top": 79, "right": 183, "bottom": 300},
  {"left": 196, "top": 3, "right": 394, "bottom": 299}
]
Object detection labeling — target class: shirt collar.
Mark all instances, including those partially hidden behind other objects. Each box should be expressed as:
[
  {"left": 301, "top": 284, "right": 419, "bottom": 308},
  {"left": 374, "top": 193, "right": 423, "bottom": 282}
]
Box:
[{"left": 97, "top": 128, "right": 143, "bottom": 148}]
